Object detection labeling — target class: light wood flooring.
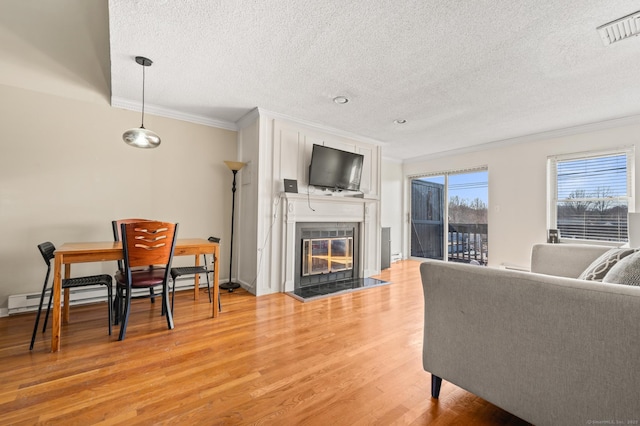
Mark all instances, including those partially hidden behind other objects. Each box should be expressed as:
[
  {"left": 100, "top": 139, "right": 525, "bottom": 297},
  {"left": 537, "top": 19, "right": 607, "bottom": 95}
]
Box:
[{"left": 0, "top": 260, "right": 530, "bottom": 425}]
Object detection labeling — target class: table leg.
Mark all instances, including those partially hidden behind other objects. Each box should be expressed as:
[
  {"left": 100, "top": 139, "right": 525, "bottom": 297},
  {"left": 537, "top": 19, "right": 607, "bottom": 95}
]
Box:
[
  {"left": 51, "top": 254, "right": 63, "bottom": 352},
  {"left": 212, "top": 246, "right": 219, "bottom": 318},
  {"left": 63, "top": 264, "right": 71, "bottom": 324},
  {"left": 193, "top": 254, "right": 200, "bottom": 300}
]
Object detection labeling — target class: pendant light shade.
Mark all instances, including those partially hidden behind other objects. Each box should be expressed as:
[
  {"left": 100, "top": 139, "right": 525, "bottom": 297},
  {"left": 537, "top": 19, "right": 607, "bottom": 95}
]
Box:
[
  {"left": 123, "top": 127, "right": 161, "bottom": 148},
  {"left": 123, "top": 56, "right": 161, "bottom": 149}
]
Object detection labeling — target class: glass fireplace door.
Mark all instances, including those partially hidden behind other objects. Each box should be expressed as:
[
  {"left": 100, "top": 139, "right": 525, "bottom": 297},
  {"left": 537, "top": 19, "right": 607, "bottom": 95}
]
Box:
[{"left": 302, "top": 237, "right": 353, "bottom": 276}]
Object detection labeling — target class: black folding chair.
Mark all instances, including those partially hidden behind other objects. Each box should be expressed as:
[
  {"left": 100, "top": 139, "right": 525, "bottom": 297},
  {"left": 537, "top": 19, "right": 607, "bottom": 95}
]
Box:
[
  {"left": 30, "top": 242, "right": 112, "bottom": 350},
  {"left": 170, "top": 236, "right": 221, "bottom": 314}
]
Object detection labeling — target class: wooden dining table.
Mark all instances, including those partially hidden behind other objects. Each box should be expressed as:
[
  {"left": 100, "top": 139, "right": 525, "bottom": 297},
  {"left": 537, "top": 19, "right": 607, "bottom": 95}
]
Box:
[{"left": 50, "top": 238, "right": 220, "bottom": 352}]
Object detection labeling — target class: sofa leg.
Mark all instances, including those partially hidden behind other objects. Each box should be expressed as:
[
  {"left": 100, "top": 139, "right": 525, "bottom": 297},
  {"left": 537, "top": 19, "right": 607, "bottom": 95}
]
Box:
[{"left": 431, "top": 375, "right": 442, "bottom": 398}]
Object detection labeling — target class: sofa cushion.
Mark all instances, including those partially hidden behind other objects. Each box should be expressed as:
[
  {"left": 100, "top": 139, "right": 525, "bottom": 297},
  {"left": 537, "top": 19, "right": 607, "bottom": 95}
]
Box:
[
  {"left": 603, "top": 251, "right": 640, "bottom": 286},
  {"left": 577, "top": 248, "right": 636, "bottom": 281}
]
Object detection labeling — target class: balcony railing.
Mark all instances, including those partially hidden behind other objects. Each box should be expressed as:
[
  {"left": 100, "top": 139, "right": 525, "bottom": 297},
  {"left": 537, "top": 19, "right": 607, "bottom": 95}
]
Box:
[
  {"left": 448, "top": 223, "right": 488, "bottom": 265},
  {"left": 411, "top": 222, "right": 488, "bottom": 265}
]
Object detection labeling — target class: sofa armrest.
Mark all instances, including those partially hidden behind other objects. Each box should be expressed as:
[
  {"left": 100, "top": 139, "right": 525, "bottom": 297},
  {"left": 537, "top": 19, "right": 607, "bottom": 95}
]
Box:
[{"left": 530, "top": 243, "right": 611, "bottom": 278}]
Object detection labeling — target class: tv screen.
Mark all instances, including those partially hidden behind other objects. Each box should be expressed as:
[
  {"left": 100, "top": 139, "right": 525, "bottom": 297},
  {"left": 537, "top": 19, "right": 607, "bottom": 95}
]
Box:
[{"left": 308, "top": 144, "right": 364, "bottom": 191}]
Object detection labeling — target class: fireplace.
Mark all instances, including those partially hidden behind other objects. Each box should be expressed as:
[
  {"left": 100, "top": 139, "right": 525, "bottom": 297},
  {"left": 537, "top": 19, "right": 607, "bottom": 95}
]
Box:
[
  {"left": 295, "top": 222, "right": 359, "bottom": 289},
  {"left": 279, "top": 193, "right": 379, "bottom": 295}
]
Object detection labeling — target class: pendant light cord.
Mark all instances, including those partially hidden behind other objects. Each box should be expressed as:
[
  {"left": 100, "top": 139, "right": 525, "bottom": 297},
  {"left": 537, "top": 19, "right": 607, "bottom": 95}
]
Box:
[{"left": 141, "top": 63, "right": 146, "bottom": 129}]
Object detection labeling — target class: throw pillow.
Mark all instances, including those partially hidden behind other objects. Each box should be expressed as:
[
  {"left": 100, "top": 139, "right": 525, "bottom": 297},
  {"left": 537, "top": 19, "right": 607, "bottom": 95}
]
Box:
[
  {"left": 578, "top": 248, "right": 636, "bottom": 281},
  {"left": 602, "top": 251, "right": 640, "bottom": 286}
]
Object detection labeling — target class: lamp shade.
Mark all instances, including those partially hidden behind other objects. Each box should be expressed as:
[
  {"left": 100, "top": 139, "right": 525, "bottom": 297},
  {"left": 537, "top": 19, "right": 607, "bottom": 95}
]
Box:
[
  {"left": 628, "top": 212, "right": 640, "bottom": 247},
  {"left": 224, "top": 161, "right": 246, "bottom": 171},
  {"left": 123, "top": 127, "right": 161, "bottom": 149}
]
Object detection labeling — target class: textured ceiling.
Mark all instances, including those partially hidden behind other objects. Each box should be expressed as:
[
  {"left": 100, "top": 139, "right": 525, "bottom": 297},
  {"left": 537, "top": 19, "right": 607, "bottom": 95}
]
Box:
[{"left": 108, "top": 0, "right": 640, "bottom": 160}]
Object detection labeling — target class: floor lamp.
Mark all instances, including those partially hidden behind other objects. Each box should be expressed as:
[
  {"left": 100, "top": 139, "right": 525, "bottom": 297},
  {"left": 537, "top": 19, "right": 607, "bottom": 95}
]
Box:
[{"left": 221, "top": 160, "right": 246, "bottom": 292}]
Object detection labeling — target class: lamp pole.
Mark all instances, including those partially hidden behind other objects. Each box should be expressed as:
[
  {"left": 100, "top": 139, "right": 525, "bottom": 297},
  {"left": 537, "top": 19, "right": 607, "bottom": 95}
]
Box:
[{"left": 221, "top": 161, "right": 245, "bottom": 292}]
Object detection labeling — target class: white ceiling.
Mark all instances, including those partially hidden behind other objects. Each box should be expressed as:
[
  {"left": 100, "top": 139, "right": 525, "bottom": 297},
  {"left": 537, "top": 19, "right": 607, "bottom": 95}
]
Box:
[{"left": 108, "top": 1, "right": 640, "bottom": 161}]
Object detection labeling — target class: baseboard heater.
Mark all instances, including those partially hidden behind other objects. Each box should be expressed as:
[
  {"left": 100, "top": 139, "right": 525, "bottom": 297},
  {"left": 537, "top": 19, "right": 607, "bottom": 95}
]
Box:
[
  {"left": 500, "top": 263, "right": 530, "bottom": 272},
  {"left": 7, "top": 275, "right": 211, "bottom": 315}
]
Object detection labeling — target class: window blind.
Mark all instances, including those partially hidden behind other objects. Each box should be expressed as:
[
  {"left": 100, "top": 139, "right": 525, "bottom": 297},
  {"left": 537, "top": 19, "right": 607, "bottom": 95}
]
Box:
[{"left": 549, "top": 148, "right": 634, "bottom": 242}]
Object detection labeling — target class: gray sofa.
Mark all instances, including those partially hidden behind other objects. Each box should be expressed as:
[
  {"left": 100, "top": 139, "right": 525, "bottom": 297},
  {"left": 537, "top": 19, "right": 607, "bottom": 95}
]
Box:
[{"left": 420, "top": 243, "right": 640, "bottom": 425}]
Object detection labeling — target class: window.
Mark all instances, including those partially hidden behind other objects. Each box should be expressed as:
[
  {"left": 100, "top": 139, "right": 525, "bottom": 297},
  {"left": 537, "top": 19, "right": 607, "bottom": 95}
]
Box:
[
  {"left": 410, "top": 169, "right": 488, "bottom": 264},
  {"left": 548, "top": 148, "right": 634, "bottom": 242}
]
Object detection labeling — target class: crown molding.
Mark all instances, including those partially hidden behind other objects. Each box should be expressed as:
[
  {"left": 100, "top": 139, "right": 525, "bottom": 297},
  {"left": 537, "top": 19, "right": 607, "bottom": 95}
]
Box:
[
  {"left": 236, "top": 107, "right": 260, "bottom": 129},
  {"left": 111, "top": 97, "right": 238, "bottom": 131},
  {"left": 403, "top": 114, "right": 640, "bottom": 164},
  {"left": 111, "top": 98, "right": 640, "bottom": 160}
]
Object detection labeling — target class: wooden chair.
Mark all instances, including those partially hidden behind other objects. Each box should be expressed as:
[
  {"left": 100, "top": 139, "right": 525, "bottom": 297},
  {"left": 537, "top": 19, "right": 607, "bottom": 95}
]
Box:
[
  {"left": 112, "top": 218, "right": 155, "bottom": 324},
  {"left": 30, "top": 242, "right": 112, "bottom": 350},
  {"left": 115, "top": 221, "right": 178, "bottom": 341}
]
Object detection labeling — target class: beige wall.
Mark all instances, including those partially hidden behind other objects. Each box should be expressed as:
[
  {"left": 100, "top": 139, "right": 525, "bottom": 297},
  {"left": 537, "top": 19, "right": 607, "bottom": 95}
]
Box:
[
  {"left": 0, "top": 84, "right": 237, "bottom": 310},
  {"left": 402, "top": 122, "right": 640, "bottom": 269}
]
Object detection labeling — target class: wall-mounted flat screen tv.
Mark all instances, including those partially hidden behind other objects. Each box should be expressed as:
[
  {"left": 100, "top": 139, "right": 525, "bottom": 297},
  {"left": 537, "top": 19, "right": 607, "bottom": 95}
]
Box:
[{"left": 308, "top": 144, "right": 364, "bottom": 191}]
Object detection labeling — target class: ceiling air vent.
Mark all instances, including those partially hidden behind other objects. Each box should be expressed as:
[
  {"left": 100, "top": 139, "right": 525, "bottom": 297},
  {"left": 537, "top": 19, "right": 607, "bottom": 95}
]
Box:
[{"left": 597, "top": 10, "right": 640, "bottom": 46}]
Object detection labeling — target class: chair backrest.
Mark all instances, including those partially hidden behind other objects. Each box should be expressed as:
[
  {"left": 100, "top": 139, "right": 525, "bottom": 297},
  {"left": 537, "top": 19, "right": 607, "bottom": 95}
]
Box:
[
  {"left": 112, "top": 218, "right": 152, "bottom": 242},
  {"left": 37, "top": 242, "right": 56, "bottom": 267},
  {"left": 121, "top": 221, "right": 178, "bottom": 273},
  {"left": 112, "top": 218, "right": 152, "bottom": 270}
]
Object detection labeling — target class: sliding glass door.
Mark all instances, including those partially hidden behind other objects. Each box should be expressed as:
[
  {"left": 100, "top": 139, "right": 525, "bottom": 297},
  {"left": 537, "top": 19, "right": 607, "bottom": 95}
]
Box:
[{"left": 411, "top": 169, "right": 488, "bottom": 264}]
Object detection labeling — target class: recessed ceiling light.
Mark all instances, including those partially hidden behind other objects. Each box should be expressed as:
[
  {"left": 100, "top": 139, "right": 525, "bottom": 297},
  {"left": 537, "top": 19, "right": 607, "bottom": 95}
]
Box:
[
  {"left": 333, "top": 96, "right": 349, "bottom": 104},
  {"left": 394, "top": 119, "right": 407, "bottom": 124}
]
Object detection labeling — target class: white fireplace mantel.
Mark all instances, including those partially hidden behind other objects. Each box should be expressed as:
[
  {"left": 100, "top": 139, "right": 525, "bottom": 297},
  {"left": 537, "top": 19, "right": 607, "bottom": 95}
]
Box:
[
  {"left": 282, "top": 193, "right": 376, "bottom": 222},
  {"left": 280, "top": 193, "right": 380, "bottom": 292}
]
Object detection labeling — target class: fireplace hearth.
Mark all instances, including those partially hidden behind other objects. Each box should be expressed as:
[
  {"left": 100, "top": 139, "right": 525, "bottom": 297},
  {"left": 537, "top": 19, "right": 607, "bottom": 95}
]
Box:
[{"left": 288, "top": 276, "right": 390, "bottom": 301}]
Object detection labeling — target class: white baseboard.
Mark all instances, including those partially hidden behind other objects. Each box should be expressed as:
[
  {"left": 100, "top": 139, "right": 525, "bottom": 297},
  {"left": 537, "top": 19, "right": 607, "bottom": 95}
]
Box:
[{"left": 6, "top": 275, "right": 212, "bottom": 316}]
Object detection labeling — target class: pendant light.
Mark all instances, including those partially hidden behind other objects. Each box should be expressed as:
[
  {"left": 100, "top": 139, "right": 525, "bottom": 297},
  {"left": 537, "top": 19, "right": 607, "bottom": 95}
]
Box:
[{"left": 122, "top": 56, "right": 161, "bottom": 148}]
